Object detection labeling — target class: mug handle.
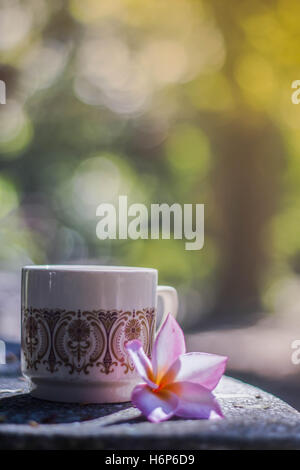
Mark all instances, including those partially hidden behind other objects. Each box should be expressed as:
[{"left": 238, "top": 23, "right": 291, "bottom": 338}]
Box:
[{"left": 156, "top": 285, "right": 178, "bottom": 335}]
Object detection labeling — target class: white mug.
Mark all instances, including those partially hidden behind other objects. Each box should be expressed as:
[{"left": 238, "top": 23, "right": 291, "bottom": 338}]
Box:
[{"left": 21, "top": 265, "right": 178, "bottom": 403}]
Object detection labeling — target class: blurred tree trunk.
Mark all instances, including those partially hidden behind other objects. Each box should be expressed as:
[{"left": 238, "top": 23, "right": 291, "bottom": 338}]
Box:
[
  {"left": 211, "top": 111, "right": 283, "bottom": 320},
  {"left": 206, "top": 0, "right": 283, "bottom": 322}
]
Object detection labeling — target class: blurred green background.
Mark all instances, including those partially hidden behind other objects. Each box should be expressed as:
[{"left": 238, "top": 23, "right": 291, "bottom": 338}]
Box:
[{"left": 1, "top": 0, "right": 300, "bottom": 362}]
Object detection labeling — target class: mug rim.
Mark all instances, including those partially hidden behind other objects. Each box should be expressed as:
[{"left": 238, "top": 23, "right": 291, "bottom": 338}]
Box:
[{"left": 22, "top": 264, "right": 157, "bottom": 274}]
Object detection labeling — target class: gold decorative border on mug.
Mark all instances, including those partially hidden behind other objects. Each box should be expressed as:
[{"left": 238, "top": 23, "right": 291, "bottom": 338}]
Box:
[{"left": 22, "top": 307, "right": 156, "bottom": 375}]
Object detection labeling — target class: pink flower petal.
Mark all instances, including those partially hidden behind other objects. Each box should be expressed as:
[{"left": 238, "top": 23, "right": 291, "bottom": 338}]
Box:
[
  {"left": 152, "top": 313, "right": 186, "bottom": 383},
  {"left": 132, "top": 384, "right": 179, "bottom": 423},
  {"left": 161, "top": 352, "right": 227, "bottom": 391},
  {"left": 166, "top": 381, "right": 224, "bottom": 419},
  {"left": 125, "top": 340, "right": 158, "bottom": 389}
]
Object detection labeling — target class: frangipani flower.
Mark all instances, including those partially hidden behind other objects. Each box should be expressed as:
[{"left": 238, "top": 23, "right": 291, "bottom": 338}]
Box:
[{"left": 125, "top": 314, "right": 227, "bottom": 423}]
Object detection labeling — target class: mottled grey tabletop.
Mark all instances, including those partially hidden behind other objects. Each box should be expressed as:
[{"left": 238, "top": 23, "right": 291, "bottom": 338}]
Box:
[{"left": 0, "top": 373, "right": 299, "bottom": 450}]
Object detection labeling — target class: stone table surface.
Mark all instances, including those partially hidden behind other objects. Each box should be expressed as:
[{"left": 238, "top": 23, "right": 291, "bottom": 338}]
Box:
[{"left": 0, "top": 374, "right": 300, "bottom": 450}]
